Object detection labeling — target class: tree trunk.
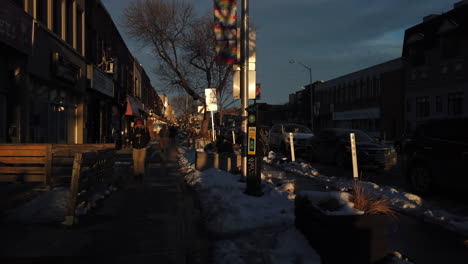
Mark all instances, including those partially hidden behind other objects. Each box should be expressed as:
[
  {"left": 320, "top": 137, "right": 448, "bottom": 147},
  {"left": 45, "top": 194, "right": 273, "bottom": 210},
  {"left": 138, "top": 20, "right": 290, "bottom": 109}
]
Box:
[{"left": 200, "top": 105, "right": 210, "bottom": 139}]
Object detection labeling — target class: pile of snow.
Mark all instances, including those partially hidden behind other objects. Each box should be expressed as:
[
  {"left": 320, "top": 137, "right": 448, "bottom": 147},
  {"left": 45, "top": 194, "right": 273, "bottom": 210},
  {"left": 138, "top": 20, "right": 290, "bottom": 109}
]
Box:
[
  {"left": 299, "top": 191, "right": 364, "bottom": 215},
  {"left": 184, "top": 168, "right": 294, "bottom": 235},
  {"left": 177, "top": 148, "right": 321, "bottom": 264},
  {"left": 265, "top": 150, "right": 468, "bottom": 236}
]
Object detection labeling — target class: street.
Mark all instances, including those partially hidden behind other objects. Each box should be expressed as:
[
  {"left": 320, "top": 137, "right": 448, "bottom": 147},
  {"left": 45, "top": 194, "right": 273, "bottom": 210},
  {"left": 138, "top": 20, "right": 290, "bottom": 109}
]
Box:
[{"left": 263, "top": 163, "right": 468, "bottom": 264}]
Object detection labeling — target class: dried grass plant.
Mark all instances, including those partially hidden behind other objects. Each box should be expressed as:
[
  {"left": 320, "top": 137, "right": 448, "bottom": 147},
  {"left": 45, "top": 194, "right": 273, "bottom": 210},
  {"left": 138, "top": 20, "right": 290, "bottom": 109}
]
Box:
[{"left": 351, "top": 181, "right": 396, "bottom": 217}]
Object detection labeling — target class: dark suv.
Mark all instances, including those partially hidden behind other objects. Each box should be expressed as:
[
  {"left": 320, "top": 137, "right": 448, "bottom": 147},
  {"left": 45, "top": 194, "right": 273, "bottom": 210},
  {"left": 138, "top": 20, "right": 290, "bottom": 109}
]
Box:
[
  {"left": 307, "top": 128, "right": 397, "bottom": 170},
  {"left": 402, "top": 118, "right": 468, "bottom": 195}
]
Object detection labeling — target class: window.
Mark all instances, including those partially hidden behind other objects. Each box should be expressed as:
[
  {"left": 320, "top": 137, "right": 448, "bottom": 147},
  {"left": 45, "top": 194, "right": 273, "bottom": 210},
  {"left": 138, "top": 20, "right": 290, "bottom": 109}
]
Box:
[
  {"left": 448, "top": 92, "right": 464, "bottom": 115},
  {"left": 421, "top": 71, "right": 428, "bottom": 79},
  {"left": 376, "top": 78, "right": 381, "bottom": 96},
  {"left": 416, "top": 97, "right": 430, "bottom": 117},
  {"left": 15, "top": 0, "right": 24, "bottom": 9},
  {"left": 36, "top": 0, "right": 47, "bottom": 24},
  {"left": 409, "top": 45, "right": 425, "bottom": 66},
  {"left": 66, "top": 0, "right": 73, "bottom": 45},
  {"left": 441, "top": 34, "right": 460, "bottom": 59},
  {"left": 440, "top": 65, "right": 448, "bottom": 74},
  {"left": 0, "top": 95, "right": 5, "bottom": 141},
  {"left": 410, "top": 71, "right": 417, "bottom": 81},
  {"left": 406, "top": 100, "right": 412, "bottom": 113},
  {"left": 436, "top": 96, "right": 442, "bottom": 113},
  {"left": 53, "top": 0, "right": 62, "bottom": 36},
  {"left": 76, "top": 8, "right": 83, "bottom": 53},
  {"left": 27, "top": 0, "right": 34, "bottom": 14}
]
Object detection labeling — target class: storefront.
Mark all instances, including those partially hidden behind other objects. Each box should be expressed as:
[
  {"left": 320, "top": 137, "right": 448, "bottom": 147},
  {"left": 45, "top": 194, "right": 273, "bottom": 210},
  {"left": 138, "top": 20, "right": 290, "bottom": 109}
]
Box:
[
  {"left": 26, "top": 24, "right": 86, "bottom": 143},
  {"left": 0, "top": 1, "right": 32, "bottom": 143},
  {"left": 86, "top": 65, "right": 115, "bottom": 143}
]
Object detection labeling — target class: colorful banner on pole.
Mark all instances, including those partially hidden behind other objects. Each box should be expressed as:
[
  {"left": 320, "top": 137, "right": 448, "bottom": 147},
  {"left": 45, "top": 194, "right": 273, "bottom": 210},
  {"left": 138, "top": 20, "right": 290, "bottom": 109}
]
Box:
[{"left": 214, "top": 0, "right": 238, "bottom": 65}]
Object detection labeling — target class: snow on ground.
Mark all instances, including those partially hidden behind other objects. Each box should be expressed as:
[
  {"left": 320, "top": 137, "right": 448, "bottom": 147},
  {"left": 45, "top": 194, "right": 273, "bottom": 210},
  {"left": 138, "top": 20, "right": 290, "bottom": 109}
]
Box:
[
  {"left": 264, "top": 151, "right": 468, "bottom": 236},
  {"left": 177, "top": 146, "right": 321, "bottom": 264}
]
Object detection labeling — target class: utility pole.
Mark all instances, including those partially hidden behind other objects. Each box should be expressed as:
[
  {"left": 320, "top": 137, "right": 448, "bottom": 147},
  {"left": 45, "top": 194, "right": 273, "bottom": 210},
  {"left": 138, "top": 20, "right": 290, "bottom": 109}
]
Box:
[
  {"left": 240, "top": 0, "right": 249, "bottom": 182},
  {"left": 289, "top": 60, "right": 314, "bottom": 130}
]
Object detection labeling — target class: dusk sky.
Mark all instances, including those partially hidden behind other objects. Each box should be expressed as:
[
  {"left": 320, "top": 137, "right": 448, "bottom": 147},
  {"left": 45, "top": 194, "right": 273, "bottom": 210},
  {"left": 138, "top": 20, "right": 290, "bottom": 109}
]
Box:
[{"left": 101, "top": 0, "right": 456, "bottom": 105}]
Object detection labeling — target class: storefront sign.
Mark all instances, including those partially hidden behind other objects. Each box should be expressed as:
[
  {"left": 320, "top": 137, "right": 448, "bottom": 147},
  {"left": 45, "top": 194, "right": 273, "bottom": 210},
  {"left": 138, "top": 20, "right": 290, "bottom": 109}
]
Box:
[
  {"left": 92, "top": 66, "right": 114, "bottom": 97},
  {"left": 333, "top": 108, "right": 380, "bottom": 121},
  {"left": 52, "top": 52, "right": 80, "bottom": 83},
  {"left": 0, "top": 1, "right": 32, "bottom": 54},
  {"left": 205, "top": 88, "right": 218, "bottom": 111}
]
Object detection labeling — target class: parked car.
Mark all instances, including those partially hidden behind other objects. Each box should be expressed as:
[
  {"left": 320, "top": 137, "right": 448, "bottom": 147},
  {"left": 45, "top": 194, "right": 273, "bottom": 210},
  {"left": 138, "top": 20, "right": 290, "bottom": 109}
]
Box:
[
  {"left": 307, "top": 128, "right": 397, "bottom": 170},
  {"left": 401, "top": 118, "right": 468, "bottom": 195},
  {"left": 269, "top": 124, "right": 314, "bottom": 154}
]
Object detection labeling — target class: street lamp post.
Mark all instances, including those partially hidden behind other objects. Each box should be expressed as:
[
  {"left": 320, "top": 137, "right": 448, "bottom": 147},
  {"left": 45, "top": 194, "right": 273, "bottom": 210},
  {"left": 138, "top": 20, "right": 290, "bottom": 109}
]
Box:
[{"left": 289, "top": 60, "right": 315, "bottom": 131}]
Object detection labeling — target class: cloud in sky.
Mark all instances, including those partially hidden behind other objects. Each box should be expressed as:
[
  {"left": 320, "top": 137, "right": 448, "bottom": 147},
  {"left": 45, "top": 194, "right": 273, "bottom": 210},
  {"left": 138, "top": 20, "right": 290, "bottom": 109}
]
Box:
[{"left": 101, "top": 0, "right": 455, "bottom": 104}]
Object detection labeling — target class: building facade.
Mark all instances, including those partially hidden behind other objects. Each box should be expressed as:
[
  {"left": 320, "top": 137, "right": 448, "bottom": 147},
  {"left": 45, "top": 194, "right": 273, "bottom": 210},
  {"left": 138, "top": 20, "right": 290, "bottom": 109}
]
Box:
[
  {"left": 1, "top": 0, "right": 162, "bottom": 143},
  {"left": 314, "top": 59, "right": 404, "bottom": 140},
  {"left": 402, "top": 0, "right": 468, "bottom": 133}
]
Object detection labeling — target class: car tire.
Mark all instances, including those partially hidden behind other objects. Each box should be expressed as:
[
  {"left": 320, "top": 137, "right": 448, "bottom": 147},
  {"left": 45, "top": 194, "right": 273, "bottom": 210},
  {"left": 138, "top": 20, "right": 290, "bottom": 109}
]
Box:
[{"left": 408, "top": 164, "right": 432, "bottom": 195}]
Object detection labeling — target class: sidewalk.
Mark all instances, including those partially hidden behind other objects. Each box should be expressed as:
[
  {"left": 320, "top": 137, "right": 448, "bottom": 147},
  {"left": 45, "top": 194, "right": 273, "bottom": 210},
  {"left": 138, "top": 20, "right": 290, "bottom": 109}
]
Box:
[{"left": 0, "top": 146, "right": 209, "bottom": 264}]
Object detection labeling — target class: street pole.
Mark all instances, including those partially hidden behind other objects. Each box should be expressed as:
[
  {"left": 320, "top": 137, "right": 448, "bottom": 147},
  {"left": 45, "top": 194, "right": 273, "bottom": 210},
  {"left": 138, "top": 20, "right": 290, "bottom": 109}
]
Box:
[
  {"left": 240, "top": 0, "right": 249, "bottom": 182},
  {"left": 289, "top": 60, "right": 314, "bottom": 131}
]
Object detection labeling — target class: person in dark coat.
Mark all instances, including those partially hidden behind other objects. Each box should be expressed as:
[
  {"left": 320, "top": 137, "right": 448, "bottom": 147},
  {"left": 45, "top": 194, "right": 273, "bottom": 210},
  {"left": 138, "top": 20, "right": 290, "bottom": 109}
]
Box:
[
  {"left": 169, "top": 125, "right": 178, "bottom": 146},
  {"left": 159, "top": 125, "right": 169, "bottom": 153},
  {"left": 130, "top": 118, "right": 150, "bottom": 181}
]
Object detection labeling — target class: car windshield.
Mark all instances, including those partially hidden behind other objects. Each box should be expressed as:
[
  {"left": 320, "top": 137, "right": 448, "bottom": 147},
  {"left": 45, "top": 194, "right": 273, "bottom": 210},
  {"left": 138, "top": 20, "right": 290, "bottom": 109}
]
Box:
[
  {"left": 284, "top": 125, "right": 311, "bottom": 134},
  {"left": 339, "top": 130, "right": 373, "bottom": 142}
]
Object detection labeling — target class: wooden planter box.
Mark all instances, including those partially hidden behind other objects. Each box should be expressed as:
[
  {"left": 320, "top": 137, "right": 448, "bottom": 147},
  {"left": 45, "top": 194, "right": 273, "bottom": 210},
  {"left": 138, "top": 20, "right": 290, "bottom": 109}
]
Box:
[{"left": 295, "top": 194, "right": 391, "bottom": 264}]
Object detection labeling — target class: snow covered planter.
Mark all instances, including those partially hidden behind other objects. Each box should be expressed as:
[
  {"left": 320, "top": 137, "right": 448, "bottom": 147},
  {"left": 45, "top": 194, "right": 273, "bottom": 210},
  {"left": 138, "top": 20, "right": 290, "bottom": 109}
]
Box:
[{"left": 295, "top": 182, "right": 396, "bottom": 264}]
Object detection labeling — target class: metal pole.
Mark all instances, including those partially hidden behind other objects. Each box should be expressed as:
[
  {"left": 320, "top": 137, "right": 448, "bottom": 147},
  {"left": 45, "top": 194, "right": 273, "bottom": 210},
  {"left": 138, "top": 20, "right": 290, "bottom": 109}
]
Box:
[
  {"left": 211, "top": 110, "right": 215, "bottom": 142},
  {"left": 240, "top": 0, "right": 249, "bottom": 181}
]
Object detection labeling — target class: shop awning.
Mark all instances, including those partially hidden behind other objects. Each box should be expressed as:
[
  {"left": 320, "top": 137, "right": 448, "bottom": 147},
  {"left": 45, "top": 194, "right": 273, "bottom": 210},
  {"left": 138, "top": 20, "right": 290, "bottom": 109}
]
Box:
[{"left": 125, "top": 95, "right": 145, "bottom": 116}]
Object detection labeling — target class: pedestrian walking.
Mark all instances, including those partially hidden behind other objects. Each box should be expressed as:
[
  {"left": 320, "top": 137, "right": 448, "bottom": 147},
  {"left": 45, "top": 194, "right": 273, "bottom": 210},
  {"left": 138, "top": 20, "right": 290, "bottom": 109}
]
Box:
[
  {"left": 159, "top": 125, "right": 169, "bottom": 153},
  {"left": 130, "top": 118, "right": 150, "bottom": 181}
]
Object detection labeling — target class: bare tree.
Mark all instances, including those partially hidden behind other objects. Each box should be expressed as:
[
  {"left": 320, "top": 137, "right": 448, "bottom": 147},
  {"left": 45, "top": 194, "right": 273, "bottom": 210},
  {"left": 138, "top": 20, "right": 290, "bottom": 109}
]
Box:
[{"left": 123, "top": 0, "right": 233, "bottom": 135}]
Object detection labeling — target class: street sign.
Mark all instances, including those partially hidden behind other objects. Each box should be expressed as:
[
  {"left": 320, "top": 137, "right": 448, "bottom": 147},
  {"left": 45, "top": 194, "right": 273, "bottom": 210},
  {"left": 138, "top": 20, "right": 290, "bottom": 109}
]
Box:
[
  {"left": 197, "top": 106, "right": 205, "bottom": 114},
  {"left": 205, "top": 88, "right": 218, "bottom": 111},
  {"left": 248, "top": 127, "right": 256, "bottom": 155}
]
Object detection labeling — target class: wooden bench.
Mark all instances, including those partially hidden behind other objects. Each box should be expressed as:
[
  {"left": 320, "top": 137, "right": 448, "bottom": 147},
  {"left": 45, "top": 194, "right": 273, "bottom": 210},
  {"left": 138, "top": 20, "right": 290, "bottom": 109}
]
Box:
[
  {"left": 0, "top": 144, "right": 52, "bottom": 185},
  {"left": 64, "top": 148, "right": 116, "bottom": 225},
  {"left": 51, "top": 144, "right": 115, "bottom": 184}
]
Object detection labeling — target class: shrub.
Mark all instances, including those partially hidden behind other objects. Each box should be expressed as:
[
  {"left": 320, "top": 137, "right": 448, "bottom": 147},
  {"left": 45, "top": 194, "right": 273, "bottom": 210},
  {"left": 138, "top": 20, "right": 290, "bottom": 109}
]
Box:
[{"left": 351, "top": 181, "right": 396, "bottom": 217}]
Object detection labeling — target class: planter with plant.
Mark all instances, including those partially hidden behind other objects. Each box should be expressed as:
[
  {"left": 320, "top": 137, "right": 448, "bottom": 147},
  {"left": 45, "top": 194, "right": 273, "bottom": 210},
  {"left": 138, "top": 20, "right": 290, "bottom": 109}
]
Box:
[{"left": 295, "top": 181, "right": 397, "bottom": 264}]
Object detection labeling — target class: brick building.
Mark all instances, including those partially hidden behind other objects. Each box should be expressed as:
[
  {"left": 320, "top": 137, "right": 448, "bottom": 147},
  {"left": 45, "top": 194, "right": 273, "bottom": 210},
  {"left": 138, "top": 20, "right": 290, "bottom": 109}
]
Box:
[
  {"left": 402, "top": 0, "right": 468, "bottom": 132},
  {"left": 314, "top": 59, "right": 404, "bottom": 140}
]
